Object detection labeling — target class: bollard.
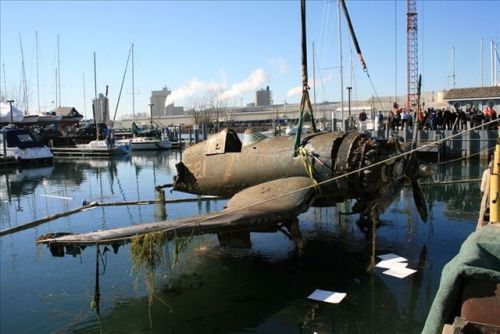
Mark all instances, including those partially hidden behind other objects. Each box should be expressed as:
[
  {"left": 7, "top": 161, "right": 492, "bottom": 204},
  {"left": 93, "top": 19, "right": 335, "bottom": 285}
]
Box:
[
  {"left": 489, "top": 138, "right": 500, "bottom": 224},
  {"left": 194, "top": 124, "right": 199, "bottom": 143},
  {"left": 154, "top": 186, "right": 167, "bottom": 221}
]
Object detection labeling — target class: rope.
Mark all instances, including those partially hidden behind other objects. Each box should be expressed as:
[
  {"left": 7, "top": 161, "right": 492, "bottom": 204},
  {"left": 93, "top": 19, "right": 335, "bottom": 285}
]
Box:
[
  {"left": 297, "top": 147, "right": 320, "bottom": 192},
  {"left": 365, "top": 72, "right": 384, "bottom": 111},
  {"left": 436, "top": 145, "right": 495, "bottom": 166},
  {"left": 294, "top": 0, "right": 317, "bottom": 155},
  {"left": 46, "top": 118, "right": 500, "bottom": 245}
]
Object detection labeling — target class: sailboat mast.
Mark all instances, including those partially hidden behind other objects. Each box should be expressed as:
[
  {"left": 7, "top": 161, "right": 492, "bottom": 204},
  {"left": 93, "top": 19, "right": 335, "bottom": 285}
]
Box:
[
  {"left": 337, "top": 0, "right": 345, "bottom": 130},
  {"left": 492, "top": 41, "right": 495, "bottom": 86},
  {"left": 57, "top": 34, "right": 61, "bottom": 107},
  {"left": 93, "top": 52, "right": 99, "bottom": 140},
  {"left": 132, "top": 43, "right": 135, "bottom": 120},
  {"left": 19, "top": 33, "right": 28, "bottom": 114},
  {"left": 1, "top": 63, "right": 7, "bottom": 102},
  {"left": 93, "top": 52, "right": 97, "bottom": 100},
  {"left": 481, "top": 39, "right": 483, "bottom": 87},
  {"left": 55, "top": 68, "right": 58, "bottom": 108},
  {"left": 312, "top": 41, "right": 316, "bottom": 106},
  {"left": 451, "top": 46, "right": 456, "bottom": 88},
  {"left": 82, "top": 73, "right": 87, "bottom": 119},
  {"left": 0, "top": 63, "right": 4, "bottom": 102},
  {"left": 36, "top": 31, "right": 40, "bottom": 112}
]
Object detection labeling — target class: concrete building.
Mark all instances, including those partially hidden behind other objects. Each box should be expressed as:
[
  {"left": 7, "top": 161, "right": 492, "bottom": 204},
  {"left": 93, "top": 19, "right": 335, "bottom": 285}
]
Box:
[
  {"left": 150, "top": 87, "right": 184, "bottom": 117},
  {"left": 93, "top": 93, "right": 109, "bottom": 124},
  {"left": 256, "top": 86, "right": 272, "bottom": 106},
  {"left": 150, "top": 87, "right": 170, "bottom": 117}
]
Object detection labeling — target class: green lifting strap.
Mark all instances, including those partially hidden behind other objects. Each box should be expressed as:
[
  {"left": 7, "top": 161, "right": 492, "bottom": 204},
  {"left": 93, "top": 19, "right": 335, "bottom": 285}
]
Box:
[{"left": 294, "top": 0, "right": 317, "bottom": 156}]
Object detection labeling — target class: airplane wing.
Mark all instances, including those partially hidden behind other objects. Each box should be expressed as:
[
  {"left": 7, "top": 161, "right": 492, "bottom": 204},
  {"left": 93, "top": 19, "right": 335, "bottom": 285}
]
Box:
[{"left": 36, "top": 177, "right": 316, "bottom": 252}]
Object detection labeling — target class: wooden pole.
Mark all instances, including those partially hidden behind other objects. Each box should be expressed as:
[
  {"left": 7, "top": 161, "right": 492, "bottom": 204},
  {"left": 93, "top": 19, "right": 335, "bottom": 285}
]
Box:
[{"left": 0, "top": 197, "right": 220, "bottom": 237}]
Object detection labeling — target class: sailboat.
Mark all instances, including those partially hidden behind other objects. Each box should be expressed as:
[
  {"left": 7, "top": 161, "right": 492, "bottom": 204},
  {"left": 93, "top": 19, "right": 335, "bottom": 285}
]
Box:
[
  {"left": 119, "top": 44, "right": 172, "bottom": 151},
  {"left": 124, "top": 122, "right": 172, "bottom": 151},
  {"left": 74, "top": 138, "right": 131, "bottom": 155}
]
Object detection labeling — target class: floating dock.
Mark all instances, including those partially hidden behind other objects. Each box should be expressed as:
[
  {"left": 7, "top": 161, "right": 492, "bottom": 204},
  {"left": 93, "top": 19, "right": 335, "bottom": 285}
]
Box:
[
  {"left": 0, "top": 156, "right": 18, "bottom": 167},
  {"left": 50, "top": 147, "right": 124, "bottom": 157}
]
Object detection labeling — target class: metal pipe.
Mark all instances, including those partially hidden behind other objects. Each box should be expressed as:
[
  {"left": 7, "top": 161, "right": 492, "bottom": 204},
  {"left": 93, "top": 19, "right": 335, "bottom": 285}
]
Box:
[
  {"left": 490, "top": 139, "right": 500, "bottom": 223},
  {"left": 481, "top": 39, "right": 483, "bottom": 87},
  {"left": 347, "top": 86, "right": 352, "bottom": 130},
  {"left": 132, "top": 43, "right": 135, "bottom": 120},
  {"left": 149, "top": 103, "right": 154, "bottom": 129},
  {"left": 492, "top": 41, "right": 495, "bottom": 86},
  {"left": 7, "top": 99, "right": 14, "bottom": 123},
  {"left": 57, "top": 34, "right": 61, "bottom": 107}
]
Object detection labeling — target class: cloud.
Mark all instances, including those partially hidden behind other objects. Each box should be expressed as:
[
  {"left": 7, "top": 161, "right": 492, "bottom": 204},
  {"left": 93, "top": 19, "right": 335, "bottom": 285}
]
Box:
[
  {"left": 217, "top": 69, "right": 267, "bottom": 102},
  {"left": 165, "top": 68, "right": 267, "bottom": 106},
  {"left": 286, "top": 86, "right": 302, "bottom": 98},
  {"left": 165, "top": 78, "right": 207, "bottom": 105}
]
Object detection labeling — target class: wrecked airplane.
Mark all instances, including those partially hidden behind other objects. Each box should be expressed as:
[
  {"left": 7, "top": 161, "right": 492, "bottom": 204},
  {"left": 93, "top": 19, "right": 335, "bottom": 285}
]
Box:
[{"left": 37, "top": 127, "right": 428, "bottom": 254}]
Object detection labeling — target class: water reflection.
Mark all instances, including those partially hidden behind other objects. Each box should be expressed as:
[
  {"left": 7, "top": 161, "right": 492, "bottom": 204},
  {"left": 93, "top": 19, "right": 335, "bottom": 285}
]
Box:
[
  {"left": 71, "top": 229, "right": 408, "bottom": 334},
  {"left": 0, "top": 155, "right": 486, "bottom": 334}
]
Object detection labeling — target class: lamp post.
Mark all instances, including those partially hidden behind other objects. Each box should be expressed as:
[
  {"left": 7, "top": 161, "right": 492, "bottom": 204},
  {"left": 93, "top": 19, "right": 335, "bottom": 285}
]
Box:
[
  {"left": 346, "top": 87, "right": 352, "bottom": 130},
  {"left": 148, "top": 103, "right": 154, "bottom": 129},
  {"left": 7, "top": 100, "right": 14, "bottom": 123}
]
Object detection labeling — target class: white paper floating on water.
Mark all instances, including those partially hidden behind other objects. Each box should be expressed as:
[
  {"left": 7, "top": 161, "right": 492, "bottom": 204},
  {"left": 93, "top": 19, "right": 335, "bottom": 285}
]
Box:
[
  {"left": 307, "top": 289, "right": 347, "bottom": 304},
  {"left": 382, "top": 267, "right": 417, "bottom": 278},
  {"left": 376, "top": 260, "right": 409, "bottom": 269},
  {"left": 377, "top": 253, "right": 407, "bottom": 262},
  {"left": 376, "top": 253, "right": 417, "bottom": 278}
]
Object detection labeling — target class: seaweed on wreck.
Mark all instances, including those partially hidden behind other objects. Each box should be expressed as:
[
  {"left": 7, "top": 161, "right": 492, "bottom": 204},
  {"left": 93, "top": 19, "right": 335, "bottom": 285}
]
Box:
[{"left": 130, "top": 231, "right": 191, "bottom": 328}]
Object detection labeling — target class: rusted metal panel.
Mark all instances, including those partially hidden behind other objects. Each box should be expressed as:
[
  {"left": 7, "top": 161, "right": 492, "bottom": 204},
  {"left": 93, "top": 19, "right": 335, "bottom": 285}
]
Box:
[
  {"left": 173, "top": 127, "right": 428, "bottom": 221},
  {"left": 206, "top": 128, "right": 242, "bottom": 155}
]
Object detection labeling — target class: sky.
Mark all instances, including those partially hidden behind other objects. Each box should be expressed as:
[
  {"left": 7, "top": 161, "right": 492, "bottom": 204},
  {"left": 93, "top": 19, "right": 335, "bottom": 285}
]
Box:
[{"left": 1, "top": 0, "right": 499, "bottom": 119}]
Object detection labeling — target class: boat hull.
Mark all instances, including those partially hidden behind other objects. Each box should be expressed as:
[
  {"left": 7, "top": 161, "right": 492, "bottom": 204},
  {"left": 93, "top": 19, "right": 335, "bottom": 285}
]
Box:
[{"left": 125, "top": 137, "right": 172, "bottom": 151}]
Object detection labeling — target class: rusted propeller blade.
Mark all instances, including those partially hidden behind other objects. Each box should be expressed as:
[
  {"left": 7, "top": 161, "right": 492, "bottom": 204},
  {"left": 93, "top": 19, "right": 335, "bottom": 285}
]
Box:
[{"left": 411, "top": 178, "right": 428, "bottom": 222}]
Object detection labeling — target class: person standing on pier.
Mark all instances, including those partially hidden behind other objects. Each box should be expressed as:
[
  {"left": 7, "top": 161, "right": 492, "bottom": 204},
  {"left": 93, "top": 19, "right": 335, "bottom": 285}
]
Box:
[
  {"left": 377, "top": 111, "right": 385, "bottom": 131},
  {"left": 483, "top": 102, "right": 497, "bottom": 129},
  {"left": 390, "top": 102, "right": 402, "bottom": 130}
]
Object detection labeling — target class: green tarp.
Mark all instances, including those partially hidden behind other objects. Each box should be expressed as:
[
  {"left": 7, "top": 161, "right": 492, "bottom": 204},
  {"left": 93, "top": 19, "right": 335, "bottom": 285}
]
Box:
[{"left": 422, "top": 224, "right": 500, "bottom": 334}]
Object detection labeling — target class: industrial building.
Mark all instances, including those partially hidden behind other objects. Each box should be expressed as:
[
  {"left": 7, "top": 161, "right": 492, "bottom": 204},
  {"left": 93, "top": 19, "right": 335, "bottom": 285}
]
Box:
[
  {"left": 150, "top": 87, "right": 184, "bottom": 117},
  {"left": 93, "top": 93, "right": 109, "bottom": 124},
  {"left": 256, "top": 86, "right": 272, "bottom": 106}
]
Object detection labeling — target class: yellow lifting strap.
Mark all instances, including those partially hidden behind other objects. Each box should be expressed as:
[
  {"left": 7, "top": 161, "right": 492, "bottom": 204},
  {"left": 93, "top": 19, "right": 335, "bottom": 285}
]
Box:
[
  {"left": 297, "top": 146, "right": 320, "bottom": 193},
  {"left": 294, "top": 0, "right": 318, "bottom": 156}
]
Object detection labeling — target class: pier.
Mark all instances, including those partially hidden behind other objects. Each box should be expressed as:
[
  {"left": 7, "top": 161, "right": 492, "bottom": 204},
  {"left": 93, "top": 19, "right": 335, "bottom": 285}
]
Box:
[{"left": 381, "top": 128, "right": 498, "bottom": 161}]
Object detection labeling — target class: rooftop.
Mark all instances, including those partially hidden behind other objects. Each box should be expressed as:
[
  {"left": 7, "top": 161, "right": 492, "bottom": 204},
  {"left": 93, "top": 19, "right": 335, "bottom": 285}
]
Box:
[{"left": 443, "top": 86, "right": 500, "bottom": 101}]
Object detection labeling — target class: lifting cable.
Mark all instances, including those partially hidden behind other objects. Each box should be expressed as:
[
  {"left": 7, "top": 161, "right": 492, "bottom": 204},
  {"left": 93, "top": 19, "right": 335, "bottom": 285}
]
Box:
[
  {"left": 339, "top": 0, "right": 384, "bottom": 111},
  {"left": 294, "top": 0, "right": 318, "bottom": 156}
]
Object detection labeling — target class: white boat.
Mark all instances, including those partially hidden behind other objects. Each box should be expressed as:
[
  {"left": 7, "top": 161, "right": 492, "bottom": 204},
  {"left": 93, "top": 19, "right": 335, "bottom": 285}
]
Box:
[
  {"left": 0, "top": 126, "right": 54, "bottom": 163},
  {"left": 129, "top": 136, "right": 172, "bottom": 151},
  {"left": 0, "top": 102, "right": 24, "bottom": 124},
  {"left": 75, "top": 140, "right": 131, "bottom": 155}
]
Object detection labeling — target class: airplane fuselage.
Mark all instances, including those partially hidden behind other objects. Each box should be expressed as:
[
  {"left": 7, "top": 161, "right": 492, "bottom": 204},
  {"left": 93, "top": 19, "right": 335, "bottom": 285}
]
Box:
[{"left": 173, "top": 129, "right": 404, "bottom": 204}]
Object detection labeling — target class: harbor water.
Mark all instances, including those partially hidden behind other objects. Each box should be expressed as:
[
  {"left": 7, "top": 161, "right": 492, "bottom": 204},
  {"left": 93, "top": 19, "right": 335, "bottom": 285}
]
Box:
[{"left": 0, "top": 151, "right": 483, "bottom": 333}]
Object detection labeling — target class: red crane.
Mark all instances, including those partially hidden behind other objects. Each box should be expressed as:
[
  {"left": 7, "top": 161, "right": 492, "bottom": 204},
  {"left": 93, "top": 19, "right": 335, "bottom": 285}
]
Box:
[{"left": 407, "top": 0, "right": 418, "bottom": 110}]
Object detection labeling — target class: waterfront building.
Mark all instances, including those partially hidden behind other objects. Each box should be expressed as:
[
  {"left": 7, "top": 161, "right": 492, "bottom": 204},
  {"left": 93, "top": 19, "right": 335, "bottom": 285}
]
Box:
[
  {"left": 52, "top": 107, "right": 84, "bottom": 134},
  {"left": 256, "top": 86, "right": 272, "bottom": 106},
  {"left": 93, "top": 93, "right": 109, "bottom": 124},
  {"left": 443, "top": 86, "right": 500, "bottom": 110},
  {"left": 150, "top": 87, "right": 184, "bottom": 118}
]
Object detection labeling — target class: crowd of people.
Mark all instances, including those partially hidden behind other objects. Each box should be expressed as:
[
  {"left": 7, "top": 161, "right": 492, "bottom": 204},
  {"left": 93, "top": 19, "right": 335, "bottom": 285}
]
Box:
[{"left": 386, "top": 102, "right": 497, "bottom": 131}]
